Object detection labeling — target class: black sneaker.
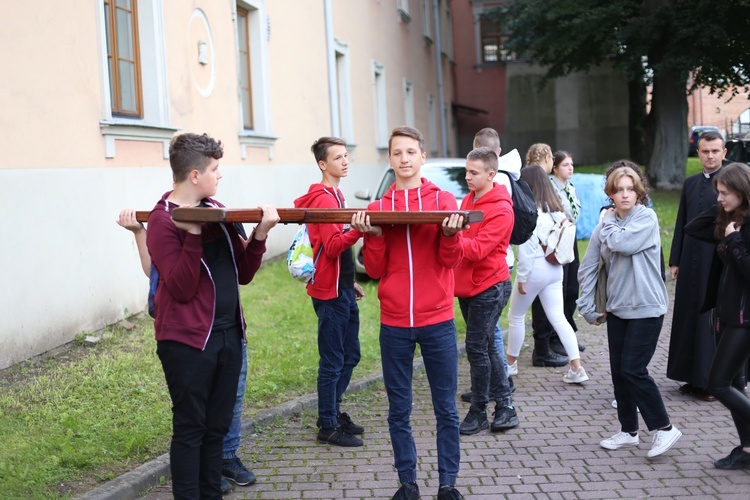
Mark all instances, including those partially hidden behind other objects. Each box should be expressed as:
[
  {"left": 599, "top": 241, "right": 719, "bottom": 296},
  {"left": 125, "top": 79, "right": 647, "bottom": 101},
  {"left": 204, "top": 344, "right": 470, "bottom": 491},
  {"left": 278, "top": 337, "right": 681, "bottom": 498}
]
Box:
[
  {"left": 459, "top": 405, "right": 488, "bottom": 435},
  {"left": 222, "top": 456, "right": 257, "bottom": 486},
  {"left": 317, "top": 425, "right": 363, "bottom": 447},
  {"left": 714, "top": 446, "right": 750, "bottom": 469},
  {"left": 437, "top": 484, "right": 464, "bottom": 500},
  {"left": 491, "top": 405, "right": 520, "bottom": 432},
  {"left": 460, "top": 391, "right": 473, "bottom": 403},
  {"left": 220, "top": 476, "right": 232, "bottom": 494},
  {"left": 531, "top": 348, "right": 568, "bottom": 367},
  {"left": 338, "top": 412, "right": 364, "bottom": 435},
  {"left": 392, "top": 481, "right": 420, "bottom": 500}
]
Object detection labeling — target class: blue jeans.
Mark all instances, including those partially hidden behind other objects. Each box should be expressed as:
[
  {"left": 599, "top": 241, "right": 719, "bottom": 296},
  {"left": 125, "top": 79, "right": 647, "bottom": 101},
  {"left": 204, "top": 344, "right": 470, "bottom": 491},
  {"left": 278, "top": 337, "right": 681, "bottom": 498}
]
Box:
[
  {"left": 312, "top": 287, "right": 361, "bottom": 428},
  {"left": 458, "top": 280, "right": 512, "bottom": 408},
  {"left": 607, "top": 314, "right": 670, "bottom": 432},
  {"left": 223, "top": 339, "right": 247, "bottom": 459},
  {"left": 380, "top": 320, "right": 460, "bottom": 486}
]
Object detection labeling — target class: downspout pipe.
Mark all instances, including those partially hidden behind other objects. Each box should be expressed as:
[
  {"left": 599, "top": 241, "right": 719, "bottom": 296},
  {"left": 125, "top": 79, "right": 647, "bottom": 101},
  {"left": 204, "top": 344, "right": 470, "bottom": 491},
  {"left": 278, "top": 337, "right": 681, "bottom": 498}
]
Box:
[
  {"left": 433, "top": 0, "right": 448, "bottom": 156},
  {"left": 324, "top": 0, "right": 340, "bottom": 137}
]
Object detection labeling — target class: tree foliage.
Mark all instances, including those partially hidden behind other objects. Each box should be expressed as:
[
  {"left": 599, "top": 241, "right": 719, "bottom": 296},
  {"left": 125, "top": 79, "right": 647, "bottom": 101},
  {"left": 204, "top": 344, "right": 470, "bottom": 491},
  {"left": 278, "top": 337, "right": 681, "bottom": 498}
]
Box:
[{"left": 487, "top": 0, "right": 750, "bottom": 188}]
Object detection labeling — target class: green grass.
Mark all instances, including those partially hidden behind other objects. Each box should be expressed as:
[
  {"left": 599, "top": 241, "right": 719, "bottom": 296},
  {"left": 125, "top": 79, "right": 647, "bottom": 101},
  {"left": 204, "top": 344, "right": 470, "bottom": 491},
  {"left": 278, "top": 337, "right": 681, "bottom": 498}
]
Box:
[{"left": 0, "top": 157, "right": 693, "bottom": 497}]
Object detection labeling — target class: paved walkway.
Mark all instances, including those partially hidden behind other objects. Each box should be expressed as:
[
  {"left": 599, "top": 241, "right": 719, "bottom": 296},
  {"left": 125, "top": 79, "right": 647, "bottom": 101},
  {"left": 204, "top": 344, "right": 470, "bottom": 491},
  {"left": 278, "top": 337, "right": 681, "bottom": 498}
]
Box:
[{"left": 126, "top": 292, "right": 750, "bottom": 499}]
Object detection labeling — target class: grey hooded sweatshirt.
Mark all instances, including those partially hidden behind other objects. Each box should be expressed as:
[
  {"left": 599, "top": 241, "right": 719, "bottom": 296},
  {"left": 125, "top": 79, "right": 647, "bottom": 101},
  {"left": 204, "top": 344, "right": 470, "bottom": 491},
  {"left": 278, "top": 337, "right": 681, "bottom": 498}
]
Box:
[{"left": 577, "top": 204, "right": 668, "bottom": 323}]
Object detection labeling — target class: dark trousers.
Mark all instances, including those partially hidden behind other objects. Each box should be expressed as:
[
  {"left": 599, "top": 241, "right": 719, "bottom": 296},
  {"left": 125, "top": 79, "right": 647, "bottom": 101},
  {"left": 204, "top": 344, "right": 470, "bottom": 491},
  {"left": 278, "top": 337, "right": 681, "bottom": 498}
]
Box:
[
  {"left": 607, "top": 314, "right": 670, "bottom": 432},
  {"left": 532, "top": 244, "right": 579, "bottom": 352},
  {"left": 380, "top": 320, "right": 460, "bottom": 486},
  {"left": 709, "top": 325, "right": 750, "bottom": 446},
  {"left": 157, "top": 327, "right": 242, "bottom": 500},
  {"left": 312, "top": 287, "right": 361, "bottom": 429},
  {"left": 458, "top": 280, "right": 513, "bottom": 409}
]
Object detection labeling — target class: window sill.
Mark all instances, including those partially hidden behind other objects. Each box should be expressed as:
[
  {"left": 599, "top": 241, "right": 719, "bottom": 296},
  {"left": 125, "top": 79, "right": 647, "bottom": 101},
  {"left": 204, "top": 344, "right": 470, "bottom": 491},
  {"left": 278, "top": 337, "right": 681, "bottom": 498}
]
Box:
[
  {"left": 238, "top": 132, "right": 279, "bottom": 160},
  {"left": 100, "top": 120, "right": 180, "bottom": 159},
  {"left": 398, "top": 9, "right": 411, "bottom": 24}
]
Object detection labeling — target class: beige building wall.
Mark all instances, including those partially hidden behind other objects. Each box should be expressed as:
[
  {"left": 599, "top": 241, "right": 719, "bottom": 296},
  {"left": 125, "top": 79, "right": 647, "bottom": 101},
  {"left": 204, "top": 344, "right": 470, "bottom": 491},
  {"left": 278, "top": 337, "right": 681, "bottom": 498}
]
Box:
[{"left": 0, "top": 0, "right": 456, "bottom": 369}]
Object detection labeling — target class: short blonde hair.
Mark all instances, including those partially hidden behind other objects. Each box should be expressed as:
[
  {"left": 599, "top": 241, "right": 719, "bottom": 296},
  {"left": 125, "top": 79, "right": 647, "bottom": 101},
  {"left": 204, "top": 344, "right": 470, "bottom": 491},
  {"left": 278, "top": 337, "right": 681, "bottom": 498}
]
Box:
[
  {"left": 605, "top": 166, "right": 648, "bottom": 203},
  {"left": 525, "top": 143, "right": 552, "bottom": 167}
]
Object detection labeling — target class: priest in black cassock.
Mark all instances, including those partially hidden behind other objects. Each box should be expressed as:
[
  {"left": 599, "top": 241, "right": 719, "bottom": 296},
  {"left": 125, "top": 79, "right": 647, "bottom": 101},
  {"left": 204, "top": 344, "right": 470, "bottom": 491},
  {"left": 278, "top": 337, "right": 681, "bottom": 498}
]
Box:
[{"left": 667, "top": 130, "right": 726, "bottom": 401}]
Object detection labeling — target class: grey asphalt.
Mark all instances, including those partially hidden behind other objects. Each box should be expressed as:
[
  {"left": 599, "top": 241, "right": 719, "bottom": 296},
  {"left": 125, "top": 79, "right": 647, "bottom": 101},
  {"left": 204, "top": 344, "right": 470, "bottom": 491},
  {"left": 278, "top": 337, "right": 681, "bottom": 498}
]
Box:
[{"left": 80, "top": 285, "right": 750, "bottom": 499}]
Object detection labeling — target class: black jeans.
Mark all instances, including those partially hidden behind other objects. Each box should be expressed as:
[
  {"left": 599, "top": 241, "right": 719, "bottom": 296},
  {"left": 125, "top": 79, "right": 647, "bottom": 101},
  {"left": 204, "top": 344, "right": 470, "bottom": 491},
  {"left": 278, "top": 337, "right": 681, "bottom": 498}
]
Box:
[
  {"left": 458, "top": 280, "right": 513, "bottom": 409},
  {"left": 709, "top": 325, "right": 750, "bottom": 446},
  {"left": 532, "top": 245, "right": 579, "bottom": 352},
  {"left": 607, "top": 314, "right": 670, "bottom": 432},
  {"left": 157, "top": 327, "right": 242, "bottom": 499}
]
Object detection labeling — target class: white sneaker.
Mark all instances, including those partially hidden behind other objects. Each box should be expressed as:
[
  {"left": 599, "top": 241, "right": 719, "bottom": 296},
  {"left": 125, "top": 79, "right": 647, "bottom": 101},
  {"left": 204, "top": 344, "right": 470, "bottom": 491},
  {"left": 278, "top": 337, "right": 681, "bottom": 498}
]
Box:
[
  {"left": 612, "top": 399, "right": 640, "bottom": 412},
  {"left": 600, "top": 431, "right": 639, "bottom": 450},
  {"left": 508, "top": 360, "right": 518, "bottom": 376},
  {"left": 647, "top": 426, "right": 682, "bottom": 458},
  {"left": 563, "top": 366, "right": 589, "bottom": 383}
]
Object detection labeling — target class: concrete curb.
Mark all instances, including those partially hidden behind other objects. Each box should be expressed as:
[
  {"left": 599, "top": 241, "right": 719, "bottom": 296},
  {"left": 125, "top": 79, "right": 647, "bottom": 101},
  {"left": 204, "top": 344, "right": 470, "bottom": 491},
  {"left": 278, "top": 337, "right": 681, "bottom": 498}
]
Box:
[{"left": 77, "top": 350, "right": 450, "bottom": 499}]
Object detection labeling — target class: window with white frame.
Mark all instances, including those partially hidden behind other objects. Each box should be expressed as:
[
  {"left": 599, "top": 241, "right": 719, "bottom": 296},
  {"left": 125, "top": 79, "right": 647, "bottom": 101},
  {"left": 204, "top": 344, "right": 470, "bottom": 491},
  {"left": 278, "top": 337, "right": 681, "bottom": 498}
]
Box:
[
  {"left": 398, "top": 0, "right": 411, "bottom": 23},
  {"left": 98, "top": 0, "right": 177, "bottom": 158},
  {"left": 443, "top": 1, "right": 454, "bottom": 61},
  {"left": 235, "top": 1, "right": 276, "bottom": 158},
  {"left": 428, "top": 94, "right": 438, "bottom": 154},
  {"left": 421, "top": 0, "right": 431, "bottom": 40},
  {"left": 335, "top": 39, "right": 355, "bottom": 145},
  {"left": 373, "top": 61, "right": 388, "bottom": 150},
  {"left": 403, "top": 79, "right": 415, "bottom": 127}
]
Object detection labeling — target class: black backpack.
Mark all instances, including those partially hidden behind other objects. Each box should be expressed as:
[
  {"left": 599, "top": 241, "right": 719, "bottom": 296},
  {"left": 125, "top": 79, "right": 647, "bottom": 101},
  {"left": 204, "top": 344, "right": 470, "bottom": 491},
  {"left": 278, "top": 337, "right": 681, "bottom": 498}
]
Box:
[{"left": 499, "top": 170, "right": 537, "bottom": 245}]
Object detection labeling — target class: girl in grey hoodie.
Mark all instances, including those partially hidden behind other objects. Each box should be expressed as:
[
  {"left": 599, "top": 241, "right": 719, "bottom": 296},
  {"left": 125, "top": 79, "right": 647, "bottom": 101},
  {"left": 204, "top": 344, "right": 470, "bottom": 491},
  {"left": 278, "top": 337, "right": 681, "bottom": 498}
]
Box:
[{"left": 578, "top": 165, "right": 682, "bottom": 459}]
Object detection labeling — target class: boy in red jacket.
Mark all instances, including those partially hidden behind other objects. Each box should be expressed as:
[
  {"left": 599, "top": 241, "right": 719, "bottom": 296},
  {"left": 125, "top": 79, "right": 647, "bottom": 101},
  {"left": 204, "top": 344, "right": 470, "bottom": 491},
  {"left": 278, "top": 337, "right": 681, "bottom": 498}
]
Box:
[
  {"left": 454, "top": 147, "right": 519, "bottom": 435},
  {"left": 351, "top": 126, "right": 466, "bottom": 500},
  {"left": 146, "top": 133, "right": 279, "bottom": 498},
  {"left": 294, "top": 137, "right": 364, "bottom": 447}
]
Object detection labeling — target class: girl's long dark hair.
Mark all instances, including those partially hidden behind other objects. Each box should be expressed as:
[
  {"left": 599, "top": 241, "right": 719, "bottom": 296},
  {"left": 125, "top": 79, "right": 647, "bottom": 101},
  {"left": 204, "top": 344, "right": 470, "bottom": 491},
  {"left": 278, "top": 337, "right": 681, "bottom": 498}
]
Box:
[
  {"left": 520, "top": 164, "right": 563, "bottom": 213},
  {"left": 714, "top": 162, "right": 750, "bottom": 239}
]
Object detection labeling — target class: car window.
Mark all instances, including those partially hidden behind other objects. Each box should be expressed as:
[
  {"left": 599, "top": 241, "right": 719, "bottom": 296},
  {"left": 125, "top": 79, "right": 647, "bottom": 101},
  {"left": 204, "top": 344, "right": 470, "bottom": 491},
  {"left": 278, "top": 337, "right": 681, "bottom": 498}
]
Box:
[
  {"left": 375, "top": 170, "right": 396, "bottom": 200},
  {"left": 426, "top": 166, "right": 471, "bottom": 200}
]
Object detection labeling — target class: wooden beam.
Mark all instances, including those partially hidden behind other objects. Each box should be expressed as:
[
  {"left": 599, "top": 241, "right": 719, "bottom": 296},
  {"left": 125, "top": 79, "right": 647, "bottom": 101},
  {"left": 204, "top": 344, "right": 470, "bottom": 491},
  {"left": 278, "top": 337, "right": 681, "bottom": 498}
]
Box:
[{"left": 135, "top": 208, "right": 483, "bottom": 226}]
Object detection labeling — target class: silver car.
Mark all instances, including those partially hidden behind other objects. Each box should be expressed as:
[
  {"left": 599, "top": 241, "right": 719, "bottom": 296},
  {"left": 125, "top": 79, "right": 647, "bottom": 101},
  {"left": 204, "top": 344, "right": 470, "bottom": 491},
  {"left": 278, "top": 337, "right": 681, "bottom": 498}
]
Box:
[{"left": 351, "top": 158, "right": 470, "bottom": 279}]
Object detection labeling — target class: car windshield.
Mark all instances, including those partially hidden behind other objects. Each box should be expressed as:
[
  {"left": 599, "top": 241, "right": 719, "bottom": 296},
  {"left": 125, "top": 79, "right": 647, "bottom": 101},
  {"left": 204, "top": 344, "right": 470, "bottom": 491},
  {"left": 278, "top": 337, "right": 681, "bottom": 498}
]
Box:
[{"left": 375, "top": 166, "right": 470, "bottom": 201}]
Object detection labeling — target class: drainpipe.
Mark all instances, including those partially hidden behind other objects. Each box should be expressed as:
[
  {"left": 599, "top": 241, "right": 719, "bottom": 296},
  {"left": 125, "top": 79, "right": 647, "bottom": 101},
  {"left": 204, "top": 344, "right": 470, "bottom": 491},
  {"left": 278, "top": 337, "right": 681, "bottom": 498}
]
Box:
[
  {"left": 433, "top": 0, "right": 447, "bottom": 156},
  {"left": 324, "top": 0, "right": 340, "bottom": 137}
]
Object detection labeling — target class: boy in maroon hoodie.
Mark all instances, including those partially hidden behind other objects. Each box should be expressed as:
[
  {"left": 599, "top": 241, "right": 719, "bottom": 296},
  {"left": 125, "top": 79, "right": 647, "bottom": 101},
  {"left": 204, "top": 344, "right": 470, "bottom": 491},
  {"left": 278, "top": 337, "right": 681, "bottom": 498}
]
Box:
[
  {"left": 146, "top": 133, "right": 279, "bottom": 498},
  {"left": 351, "top": 126, "right": 466, "bottom": 500},
  {"left": 454, "top": 147, "right": 519, "bottom": 435},
  {"left": 294, "top": 137, "right": 365, "bottom": 447}
]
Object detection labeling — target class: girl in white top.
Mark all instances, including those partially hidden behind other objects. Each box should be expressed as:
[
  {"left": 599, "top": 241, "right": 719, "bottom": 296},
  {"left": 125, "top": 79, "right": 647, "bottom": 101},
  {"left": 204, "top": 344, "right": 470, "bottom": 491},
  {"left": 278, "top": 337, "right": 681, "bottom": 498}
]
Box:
[{"left": 506, "top": 165, "right": 589, "bottom": 384}]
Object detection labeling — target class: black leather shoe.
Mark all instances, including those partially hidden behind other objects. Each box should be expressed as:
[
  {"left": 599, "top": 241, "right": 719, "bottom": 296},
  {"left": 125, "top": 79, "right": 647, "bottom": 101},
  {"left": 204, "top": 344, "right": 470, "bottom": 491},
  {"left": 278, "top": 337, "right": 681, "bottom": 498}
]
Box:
[
  {"left": 392, "top": 481, "right": 421, "bottom": 500},
  {"left": 460, "top": 391, "right": 472, "bottom": 403},
  {"left": 531, "top": 349, "right": 568, "bottom": 367},
  {"left": 549, "top": 339, "right": 585, "bottom": 356}
]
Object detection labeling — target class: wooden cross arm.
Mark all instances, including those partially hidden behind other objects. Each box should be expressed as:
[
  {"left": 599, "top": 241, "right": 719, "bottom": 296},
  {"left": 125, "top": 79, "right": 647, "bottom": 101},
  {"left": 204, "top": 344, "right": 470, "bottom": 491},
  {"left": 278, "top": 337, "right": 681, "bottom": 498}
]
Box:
[{"left": 135, "top": 208, "right": 483, "bottom": 226}]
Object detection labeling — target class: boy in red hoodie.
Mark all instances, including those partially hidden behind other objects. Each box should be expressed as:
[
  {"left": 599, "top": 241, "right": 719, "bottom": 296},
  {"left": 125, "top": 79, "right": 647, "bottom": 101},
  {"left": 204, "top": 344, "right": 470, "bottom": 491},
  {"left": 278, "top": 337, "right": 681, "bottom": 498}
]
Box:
[
  {"left": 454, "top": 147, "right": 519, "bottom": 436},
  {"left": 351, "top": 126, "right": 466, "bottom": 500},
  {"left": 146, "top": 133, "right": 279, "bottom": 498},
  {"left": 294, "top": 137, "right": 365, "bottom": 447}
]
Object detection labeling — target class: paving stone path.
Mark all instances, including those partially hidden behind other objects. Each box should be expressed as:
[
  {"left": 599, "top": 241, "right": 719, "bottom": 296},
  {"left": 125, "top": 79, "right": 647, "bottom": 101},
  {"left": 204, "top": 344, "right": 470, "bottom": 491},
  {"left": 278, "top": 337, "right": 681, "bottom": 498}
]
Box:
[{"left": 140, "top": 294, "right": 750, "bottom": 499}]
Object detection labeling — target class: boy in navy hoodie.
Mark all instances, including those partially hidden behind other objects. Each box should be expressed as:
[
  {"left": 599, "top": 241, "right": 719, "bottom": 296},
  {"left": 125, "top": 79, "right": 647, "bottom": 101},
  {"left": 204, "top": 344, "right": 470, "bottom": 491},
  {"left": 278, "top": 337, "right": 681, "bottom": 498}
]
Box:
[
  {"left": 351, "top": 126, "right": 466, "bottom": 500},
  {"left": 294, "top": 137, "right": 364, "bottom": 447},
  {"left": 146, "top": 133, "right": 279, "bottom": 498}
]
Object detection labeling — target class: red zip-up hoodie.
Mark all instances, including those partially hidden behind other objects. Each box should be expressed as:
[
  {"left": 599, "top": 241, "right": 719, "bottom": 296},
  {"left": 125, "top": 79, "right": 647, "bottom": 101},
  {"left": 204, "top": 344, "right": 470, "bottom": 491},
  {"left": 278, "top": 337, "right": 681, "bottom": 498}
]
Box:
[
  {"left": 293, "top": 184, "right": 361, "bottom": 300},
  {"left": 363, "top": 179, "right": 463, "bottom": 328},
  {"left": 146, "top": 191, "right": 266, "bottom": 350},
  {"left": 454, "top": 183, "right": 514, "bottom": 298}
]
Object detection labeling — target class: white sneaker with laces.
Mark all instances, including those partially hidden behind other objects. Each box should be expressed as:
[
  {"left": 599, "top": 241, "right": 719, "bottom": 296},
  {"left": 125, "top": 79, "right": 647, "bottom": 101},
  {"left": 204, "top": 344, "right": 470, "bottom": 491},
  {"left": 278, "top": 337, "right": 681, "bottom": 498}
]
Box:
[
  {"left": 600, "top": 431, "right": 639, "bottom": 450},
  {"left": 508, "top": 360, "right": 518, "bottom": 376},
  {"left": 563, "top": 366, "right": 589, "bottom": 383},
  {"left": 647, "top": 426, "right": 682, "bottom": 458}
]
